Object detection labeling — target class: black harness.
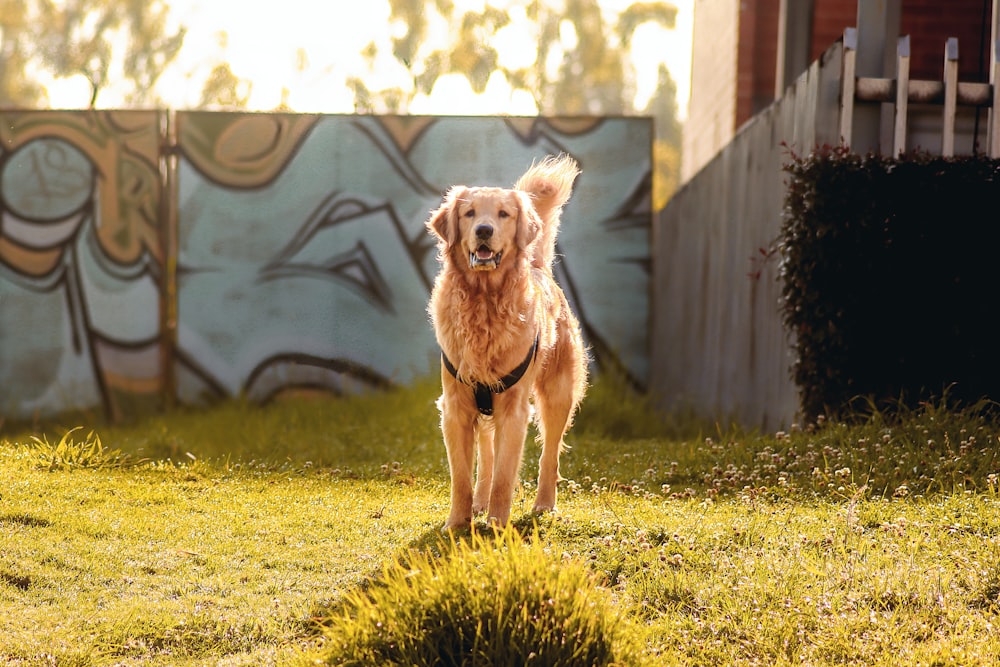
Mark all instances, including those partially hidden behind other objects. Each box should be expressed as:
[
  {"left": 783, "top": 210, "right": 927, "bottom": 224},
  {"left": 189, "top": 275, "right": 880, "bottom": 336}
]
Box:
[{"left": 441, "top": 335, "right": 539, "bottom": 416}]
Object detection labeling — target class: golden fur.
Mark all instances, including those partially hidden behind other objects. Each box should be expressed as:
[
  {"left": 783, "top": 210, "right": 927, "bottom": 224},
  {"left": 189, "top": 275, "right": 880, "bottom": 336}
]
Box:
[{"left": 426, "top": 155, "right": 588, "bottom": 530}]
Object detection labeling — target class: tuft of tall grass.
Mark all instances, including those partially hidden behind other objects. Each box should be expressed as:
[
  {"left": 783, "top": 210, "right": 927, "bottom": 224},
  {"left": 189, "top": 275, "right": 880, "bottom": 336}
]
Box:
[
  {"left": 315, "top": 529, "right": 641, "bottom": 667},
  {"left": 22, "top": 426, "right": 135, "bottom": 471}
]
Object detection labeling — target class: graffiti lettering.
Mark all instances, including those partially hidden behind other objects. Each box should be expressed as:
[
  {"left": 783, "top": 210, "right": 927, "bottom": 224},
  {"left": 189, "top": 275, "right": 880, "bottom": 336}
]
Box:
[{"left": 1, "top": 139, "right": 94, "bottom": 221}]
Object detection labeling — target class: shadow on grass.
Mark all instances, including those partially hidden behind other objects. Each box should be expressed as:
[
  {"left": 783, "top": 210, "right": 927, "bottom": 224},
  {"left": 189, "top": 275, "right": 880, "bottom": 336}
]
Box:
[
  {"left": 306, "top": 511, "right": 560, "bottom": 630},
  {"left": 403, "top": 511, "right": 557, "bottom": 557}
]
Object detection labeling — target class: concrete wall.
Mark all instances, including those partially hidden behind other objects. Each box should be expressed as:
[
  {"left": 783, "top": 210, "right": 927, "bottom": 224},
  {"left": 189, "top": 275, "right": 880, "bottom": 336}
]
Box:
[{"left": 651, "top": 42, "right": 843, "bottom": 429}]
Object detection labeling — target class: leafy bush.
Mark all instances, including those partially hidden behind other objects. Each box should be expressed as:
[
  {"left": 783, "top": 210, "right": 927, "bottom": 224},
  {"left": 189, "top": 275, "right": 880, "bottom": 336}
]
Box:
[
  {"left": 317, "top": 531, "right": 640, "bottom": 666},
  {"left": 781, "top": 147, "right": 1000, "bottom": 421}
]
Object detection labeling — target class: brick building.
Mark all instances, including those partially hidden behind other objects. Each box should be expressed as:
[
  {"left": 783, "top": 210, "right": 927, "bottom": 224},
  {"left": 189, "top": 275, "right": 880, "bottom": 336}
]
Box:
[{"left": 682, "top": 0, "right": 993, "bottom": 181}]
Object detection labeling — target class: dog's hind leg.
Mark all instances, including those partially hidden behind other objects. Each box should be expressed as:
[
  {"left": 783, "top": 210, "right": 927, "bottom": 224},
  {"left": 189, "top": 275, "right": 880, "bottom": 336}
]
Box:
[
  {"left": 532, "top": 378, "right": 577, "bottom": 514},
  {"left": 486, "top": 389, "right": 531, "bottom": 526},
  {"left": 472, "top": 422, "right": 494, "bottom": 515}
]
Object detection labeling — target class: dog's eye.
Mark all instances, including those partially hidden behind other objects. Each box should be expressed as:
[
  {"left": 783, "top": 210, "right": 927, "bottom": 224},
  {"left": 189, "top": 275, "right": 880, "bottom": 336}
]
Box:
[
  {"left": 498, "top": 210, "right": 511, "bottom": 219},
  {"left": 463, "top": 209, "right": 475, "bottom": 218}
]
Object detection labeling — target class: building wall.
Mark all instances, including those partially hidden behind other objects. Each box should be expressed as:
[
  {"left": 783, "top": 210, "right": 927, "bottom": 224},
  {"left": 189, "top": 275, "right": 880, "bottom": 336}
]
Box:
[
  {"left": 736, "top": 0, "right": 780, "bottom": 127},
  {"left": 901, "top": 1, "right": 990, "bottom": 82},
  {"left": 681, "top": 0, "right": 740, "bottom": 182},
  {"left": 683, "top": 0, "right": 991, "bottom": 182},
  {"left": 811, "top": 0, "right": 988, "bottom": 81},
  {"left": 810, "top": 0, "right": 858, "bottom": 64}
]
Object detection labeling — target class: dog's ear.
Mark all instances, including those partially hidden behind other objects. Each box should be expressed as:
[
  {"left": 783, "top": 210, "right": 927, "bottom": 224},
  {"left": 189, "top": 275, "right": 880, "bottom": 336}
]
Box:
[
  {"left": 514, "top": 191, "right": 541, "bottom": 251},
  {"left": 426, "top": 186, "right": 465, "bottom": 248}
]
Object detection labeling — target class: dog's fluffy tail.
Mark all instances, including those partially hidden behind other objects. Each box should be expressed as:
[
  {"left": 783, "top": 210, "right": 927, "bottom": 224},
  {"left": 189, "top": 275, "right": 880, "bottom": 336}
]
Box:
[{"left": 515, "top": 154, "right": 580, "bottom": 271}]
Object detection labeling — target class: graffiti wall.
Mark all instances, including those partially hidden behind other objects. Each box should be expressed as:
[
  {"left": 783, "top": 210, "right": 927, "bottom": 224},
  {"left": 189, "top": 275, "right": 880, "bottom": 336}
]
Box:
[
  {"left": 0, "top": 111, "right": 165, "bottom": 421},
  {"left": 1, "top": 111, "right": 651, "bottom": 420}
]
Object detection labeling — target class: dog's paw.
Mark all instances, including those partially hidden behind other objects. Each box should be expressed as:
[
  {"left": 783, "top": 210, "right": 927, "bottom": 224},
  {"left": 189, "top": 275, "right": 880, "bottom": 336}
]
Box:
[
  {"left": 471, "top": 486, "right": 488, "bottom": 514},
  {"left": 441, "top": 517, "right": 473, "bottom": 533},
  {"left": 531, "top": 503, "right": 557, "bottom": 515}
]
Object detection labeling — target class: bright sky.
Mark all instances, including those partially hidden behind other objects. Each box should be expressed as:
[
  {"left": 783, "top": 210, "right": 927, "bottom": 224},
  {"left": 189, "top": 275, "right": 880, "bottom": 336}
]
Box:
[{"left": 45, "top": 0, "right": 693, "bottom": 120}]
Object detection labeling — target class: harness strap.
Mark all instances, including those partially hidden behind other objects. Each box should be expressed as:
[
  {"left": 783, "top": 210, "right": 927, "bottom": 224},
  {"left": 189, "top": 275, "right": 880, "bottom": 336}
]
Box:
[{"left": 441, "top": 335, "right": 539, "bottom": 416}]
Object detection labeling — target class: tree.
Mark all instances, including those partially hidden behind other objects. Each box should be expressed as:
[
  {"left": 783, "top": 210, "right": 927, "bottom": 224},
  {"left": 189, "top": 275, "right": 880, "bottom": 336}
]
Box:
[
  {"left": 527, "top": 0, "right": 638, "bottom": 115},
  {"left": 0, "top": 0, "right": 47, "bottom": 105},
  {"left": 351, "top": 0, "right": 682, "bottom": 206},
  {"left": 199, "top": 62, "right": 251, "bottom": 109},
  {"left": 643, "top": 63, "right": 682, "bottom": 209},
  {"left": 0, "top": 0, "right": 185, "bottom": 108}
]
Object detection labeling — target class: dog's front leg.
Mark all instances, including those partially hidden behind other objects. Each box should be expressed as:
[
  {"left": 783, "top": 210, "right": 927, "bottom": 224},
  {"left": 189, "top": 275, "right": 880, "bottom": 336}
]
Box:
[
  {"left": 472, "top": 424, "right": 494, "bottom": 515},
  {"left": 442, "top": 415, "right": 475, "bottom": 530},
  {"left": 486, "top": 390, "right": 531, "bottom": 526},
  {"left": 440, "top": 385, "right": 477, "bottom": 531}
]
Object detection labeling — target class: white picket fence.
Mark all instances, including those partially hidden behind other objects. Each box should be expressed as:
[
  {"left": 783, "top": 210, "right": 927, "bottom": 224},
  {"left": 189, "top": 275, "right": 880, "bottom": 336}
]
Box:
[{"left": 651, "top": 28, "right": 996, "bottom": 429}]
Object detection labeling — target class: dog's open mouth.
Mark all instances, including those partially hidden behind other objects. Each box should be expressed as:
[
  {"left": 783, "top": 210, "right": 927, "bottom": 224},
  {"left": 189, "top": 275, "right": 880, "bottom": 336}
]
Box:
[{"left": 469, "top": 244, "right": 502, "bottom": 271}]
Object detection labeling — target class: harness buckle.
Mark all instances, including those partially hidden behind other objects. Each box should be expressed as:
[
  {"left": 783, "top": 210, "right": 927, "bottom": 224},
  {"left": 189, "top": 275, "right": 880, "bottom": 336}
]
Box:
[{"left": 441, "top": 335, "right": 539, "bottom": 416}]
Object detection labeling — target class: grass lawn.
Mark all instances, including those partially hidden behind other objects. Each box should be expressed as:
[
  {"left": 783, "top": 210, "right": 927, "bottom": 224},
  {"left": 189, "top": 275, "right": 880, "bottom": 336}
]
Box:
[{"left": 2, "top": 376, "right": 1000, "bottom": 665}]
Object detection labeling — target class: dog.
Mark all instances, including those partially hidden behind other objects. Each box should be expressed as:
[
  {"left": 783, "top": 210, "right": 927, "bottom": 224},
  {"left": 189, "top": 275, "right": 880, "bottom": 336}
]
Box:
[{"left": 425, "top": 155, "right": 588, "bottom": 530}]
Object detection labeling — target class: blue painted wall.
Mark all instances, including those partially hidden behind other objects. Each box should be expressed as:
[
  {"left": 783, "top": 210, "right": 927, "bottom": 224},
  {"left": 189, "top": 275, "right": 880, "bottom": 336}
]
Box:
[{"left": 0, "top": 111, "right": 651, "bottom": 419}]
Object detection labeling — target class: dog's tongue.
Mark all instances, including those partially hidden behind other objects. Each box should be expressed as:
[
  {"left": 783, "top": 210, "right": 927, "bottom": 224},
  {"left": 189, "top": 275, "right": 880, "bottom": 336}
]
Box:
[{"left": 476, "top": 247, "right": 494, "bottom": 260}]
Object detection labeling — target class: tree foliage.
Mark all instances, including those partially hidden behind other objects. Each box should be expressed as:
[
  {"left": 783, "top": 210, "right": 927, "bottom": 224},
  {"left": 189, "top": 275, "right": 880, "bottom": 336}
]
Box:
[
  {"left": 354, "top": 0, "right": 683, "bottom": 206},
  {"left": 0, "top": 0, "right": 46, "bottom": 104},
  {"left": 199, "top": 62, "right": 250, "bottom": 109},
  {"left": 0, "top": 0, "right": 185, "bottom": 107},
  {"left": 362, "top": 0, "right": 677, "bottom": 115},
  {"left": 0, "top": 0, "right": 683, "bottom": 205},
  {"left": 644, "top": 63, "right": 682, "bottom": 208}
]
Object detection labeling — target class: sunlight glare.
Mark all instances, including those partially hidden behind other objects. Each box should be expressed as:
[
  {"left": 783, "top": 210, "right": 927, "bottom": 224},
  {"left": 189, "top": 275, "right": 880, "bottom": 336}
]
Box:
[
  {"left": 40, "top": 0, "right": 692, "bottom": 119},
  {"left": 40, "top": 73, "right": 93, "bottom": 109},
  {"left": 559, "top": 19, "right": 579, "bottom": 50},
  {"left": 410, "top": 70, "right": 538, "bottom": 116},
  {"left": 492, "top": 5, "right": 536, "bottom": 70}
]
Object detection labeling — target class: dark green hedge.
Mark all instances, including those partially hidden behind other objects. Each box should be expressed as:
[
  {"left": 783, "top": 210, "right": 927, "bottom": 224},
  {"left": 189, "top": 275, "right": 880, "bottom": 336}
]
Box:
[{"left": 780, "top": 147, "right": 1000, "bottom": 421}]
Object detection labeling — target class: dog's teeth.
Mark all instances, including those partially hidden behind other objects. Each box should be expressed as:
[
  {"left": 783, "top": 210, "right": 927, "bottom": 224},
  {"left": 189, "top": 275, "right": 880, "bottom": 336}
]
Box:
[{"left": 469, "top": 248, "right": 501, "bottom": 271}]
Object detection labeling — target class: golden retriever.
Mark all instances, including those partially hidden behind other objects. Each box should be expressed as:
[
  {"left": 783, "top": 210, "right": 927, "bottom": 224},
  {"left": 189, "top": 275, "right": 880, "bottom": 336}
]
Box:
[{"left": 425, "top": 155, "right": 588, "bottom": 530}]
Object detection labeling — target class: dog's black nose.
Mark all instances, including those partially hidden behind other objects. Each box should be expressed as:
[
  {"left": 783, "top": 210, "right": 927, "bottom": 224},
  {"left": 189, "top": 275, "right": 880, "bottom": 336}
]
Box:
[{"left": 474, "top": 224, "right": 494, "bottom": 240}]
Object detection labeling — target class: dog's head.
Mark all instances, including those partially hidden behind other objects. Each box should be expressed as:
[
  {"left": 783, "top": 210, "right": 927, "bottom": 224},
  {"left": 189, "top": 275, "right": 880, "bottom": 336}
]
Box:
[{"left": 426, "top": 185, "right": 541, "bottom": 272}]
